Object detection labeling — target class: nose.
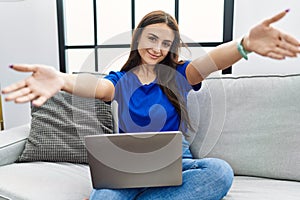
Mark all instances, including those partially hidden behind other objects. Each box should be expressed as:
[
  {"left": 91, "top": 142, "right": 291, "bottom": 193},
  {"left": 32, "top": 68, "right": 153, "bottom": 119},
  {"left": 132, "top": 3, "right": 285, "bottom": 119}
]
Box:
[{"left": 152, "top": 43, "right": 162, "bottom": 53}]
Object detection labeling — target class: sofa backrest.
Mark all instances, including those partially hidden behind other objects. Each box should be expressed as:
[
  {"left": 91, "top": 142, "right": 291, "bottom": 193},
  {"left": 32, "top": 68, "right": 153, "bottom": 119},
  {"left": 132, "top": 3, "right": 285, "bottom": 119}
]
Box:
[{"left": 187, "top": 74, "right": 300, "bottom": 182}]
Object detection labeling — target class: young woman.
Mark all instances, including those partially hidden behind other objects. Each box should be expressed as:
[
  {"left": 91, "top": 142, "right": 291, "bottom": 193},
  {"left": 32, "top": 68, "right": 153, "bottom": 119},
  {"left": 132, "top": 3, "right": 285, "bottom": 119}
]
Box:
[{"left": 2, "top": 10, "right": 300, "bottom": 200}]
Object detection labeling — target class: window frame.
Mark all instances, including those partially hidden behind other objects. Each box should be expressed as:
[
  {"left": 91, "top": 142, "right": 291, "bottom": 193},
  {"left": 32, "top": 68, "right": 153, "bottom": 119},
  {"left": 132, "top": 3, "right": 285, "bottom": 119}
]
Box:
[{"left": 56, "top": 0, "right": 234, "bottom": 74}]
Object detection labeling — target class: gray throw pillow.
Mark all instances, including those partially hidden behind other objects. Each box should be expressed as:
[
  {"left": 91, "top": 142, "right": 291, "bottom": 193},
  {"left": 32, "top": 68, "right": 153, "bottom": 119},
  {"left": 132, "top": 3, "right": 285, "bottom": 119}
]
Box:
[{"left": 17, "top": 91, "right": 113, "bottom": 164}]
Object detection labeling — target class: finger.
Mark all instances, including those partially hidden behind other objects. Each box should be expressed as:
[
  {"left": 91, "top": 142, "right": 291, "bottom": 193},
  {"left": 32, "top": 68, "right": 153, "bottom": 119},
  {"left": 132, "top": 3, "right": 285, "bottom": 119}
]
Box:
[
  {"left": 273, "top": 46, "right": 296, "bottom": 58},
  {"left": 4, "top": 87, "right": 31, "bottom": 102},
  {"left": 15, "top": 93, "right": 38, "bottom": 104},
  {"left": 32, "top": 96, "right": 48, "bottom": 107},
  {"left": 2, "top": 80, "right": 27, "bottom": 94},
  {"left": 281, "top": 33, "right": 300, "bottom": 47},
  {"left": 278, "top": 41, "right": 300, "bottom": 56},
  {"left": 262, "top": 10, "right": 289, "bottom": 26},
  {"left": 266, "top": 52, "right": 285, "bottom": 60},
  {"left": 10, "top": 64, "right": 38, "bottom": 73}
]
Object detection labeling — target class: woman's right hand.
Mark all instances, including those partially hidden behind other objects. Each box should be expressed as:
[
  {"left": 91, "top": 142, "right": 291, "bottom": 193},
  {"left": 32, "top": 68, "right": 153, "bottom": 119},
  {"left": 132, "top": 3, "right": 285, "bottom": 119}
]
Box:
[{"left": 1, "top": 64, "right": 65, "bottom": 107}]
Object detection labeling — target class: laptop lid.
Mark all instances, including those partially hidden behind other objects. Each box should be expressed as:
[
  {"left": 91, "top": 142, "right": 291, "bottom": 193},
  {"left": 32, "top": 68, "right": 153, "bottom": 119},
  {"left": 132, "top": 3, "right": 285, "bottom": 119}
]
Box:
[{"left": 84, "top": 131, "right": 182, "bottom": 189}]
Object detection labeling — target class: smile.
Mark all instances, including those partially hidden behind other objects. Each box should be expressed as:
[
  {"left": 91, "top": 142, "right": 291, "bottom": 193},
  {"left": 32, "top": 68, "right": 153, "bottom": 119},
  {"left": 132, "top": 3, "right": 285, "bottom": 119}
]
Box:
[{"left": 147, "top": 50, "right": 161, "bottom": 59}]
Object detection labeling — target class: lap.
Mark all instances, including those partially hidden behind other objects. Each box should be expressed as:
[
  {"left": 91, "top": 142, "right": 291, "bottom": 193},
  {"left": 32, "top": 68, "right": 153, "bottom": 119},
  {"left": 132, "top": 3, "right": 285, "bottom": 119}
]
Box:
[{"left": 89, "top": 158, "right": 233, "bottom": 200}]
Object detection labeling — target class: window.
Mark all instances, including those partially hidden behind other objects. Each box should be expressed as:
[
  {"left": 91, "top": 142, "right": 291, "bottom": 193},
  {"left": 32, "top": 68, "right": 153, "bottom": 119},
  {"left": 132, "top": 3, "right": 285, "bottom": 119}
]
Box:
[
  {"left": 57, "top": 0, "right": 234, "bottom": 74},
  {"left": 179, "top": 0, "right": 224, "bottom": 42}
]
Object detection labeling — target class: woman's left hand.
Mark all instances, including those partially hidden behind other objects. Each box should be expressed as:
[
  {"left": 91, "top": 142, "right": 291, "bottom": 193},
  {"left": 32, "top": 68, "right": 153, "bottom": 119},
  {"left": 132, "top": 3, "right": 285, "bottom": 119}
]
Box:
[{"left": 243, "top": 9, "right": 300, "bottom": 60}]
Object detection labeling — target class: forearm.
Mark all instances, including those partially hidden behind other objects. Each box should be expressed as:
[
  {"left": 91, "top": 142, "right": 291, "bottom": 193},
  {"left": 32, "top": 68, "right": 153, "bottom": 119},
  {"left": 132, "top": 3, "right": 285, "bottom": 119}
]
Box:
[
  {"left": 188, "top": 39, "right": 245, "bottom": 84},
  {"left": 208, "top": 40, "right": 244, "bottom": 71},
  {"left": 60, "top": 73, "right": 99, "bottom": 98},
  {"left": 60, "top": 72, "right": 114, "bottom": 101}
]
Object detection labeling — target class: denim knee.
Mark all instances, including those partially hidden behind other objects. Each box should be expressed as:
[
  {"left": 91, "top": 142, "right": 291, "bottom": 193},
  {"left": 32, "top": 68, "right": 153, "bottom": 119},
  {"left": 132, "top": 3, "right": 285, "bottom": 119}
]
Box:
[
  {"left": 205, "top": 158, "right": 234, "bottom": 197},
  {"left": 89, "top": 188, "right": 142, "bottom": 200},
  {"left": 180, "top": 158, "right": 234, "bottom": 200}
]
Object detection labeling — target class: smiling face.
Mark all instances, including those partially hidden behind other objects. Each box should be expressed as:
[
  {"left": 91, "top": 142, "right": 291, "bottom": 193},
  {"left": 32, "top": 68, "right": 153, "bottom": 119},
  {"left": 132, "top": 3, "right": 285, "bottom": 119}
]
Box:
[{"left": 137, "top": 23, "right": 175, "bottom": 65}]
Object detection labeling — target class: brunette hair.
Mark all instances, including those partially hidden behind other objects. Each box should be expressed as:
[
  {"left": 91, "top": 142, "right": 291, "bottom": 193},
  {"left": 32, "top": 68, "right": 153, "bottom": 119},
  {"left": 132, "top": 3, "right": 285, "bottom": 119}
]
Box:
[{"left": 120, "top": 10, "right": 192, "bottom": 133}]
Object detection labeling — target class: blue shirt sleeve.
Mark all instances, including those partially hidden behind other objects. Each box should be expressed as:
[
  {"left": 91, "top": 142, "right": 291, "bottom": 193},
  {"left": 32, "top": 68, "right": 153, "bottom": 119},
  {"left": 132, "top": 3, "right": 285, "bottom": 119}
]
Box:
[
  {"left": 104, "top": 71, "right": 125, "bottom": 86},
  {"left": 176, "top": 61, "right": 202, "bottom": 91}
]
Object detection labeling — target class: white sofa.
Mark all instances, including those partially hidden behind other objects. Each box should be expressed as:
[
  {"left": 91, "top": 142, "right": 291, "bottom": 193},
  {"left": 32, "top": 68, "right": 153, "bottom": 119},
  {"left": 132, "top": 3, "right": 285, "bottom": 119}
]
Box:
[{"left": 0, "top": 74, "right": 300, "bottom": 200}]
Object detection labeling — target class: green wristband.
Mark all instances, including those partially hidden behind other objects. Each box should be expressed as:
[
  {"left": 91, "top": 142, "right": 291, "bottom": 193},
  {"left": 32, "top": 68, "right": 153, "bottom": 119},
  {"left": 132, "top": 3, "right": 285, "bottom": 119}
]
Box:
[{"left": 237, "top": 38, "right": 250, "bottom": 60}]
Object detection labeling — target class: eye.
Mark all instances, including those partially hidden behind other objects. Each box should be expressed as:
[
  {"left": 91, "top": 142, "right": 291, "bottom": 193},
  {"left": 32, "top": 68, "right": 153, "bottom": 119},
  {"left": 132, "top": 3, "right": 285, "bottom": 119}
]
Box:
[
  {"left": 148, "top": 36, "right": 157, "bottom": 42},
  {"left": 162, "top": 41, "right": 171, "bottom": 48}
]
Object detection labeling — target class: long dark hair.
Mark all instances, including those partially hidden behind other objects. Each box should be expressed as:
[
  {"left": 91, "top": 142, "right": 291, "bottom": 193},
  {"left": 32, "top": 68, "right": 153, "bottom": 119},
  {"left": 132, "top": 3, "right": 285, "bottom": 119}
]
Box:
[{"left": 120, "top": 10, "right": 192, "bottom": 133}]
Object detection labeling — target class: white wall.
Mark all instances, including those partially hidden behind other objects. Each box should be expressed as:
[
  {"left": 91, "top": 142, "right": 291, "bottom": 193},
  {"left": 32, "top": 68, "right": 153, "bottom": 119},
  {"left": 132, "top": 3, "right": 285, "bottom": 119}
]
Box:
[
  {"left": 0, "top": 0, "right": 59, "bottom": 129},
  {"left": 233, "top": 0, "right": 300, "bottom": 75}
]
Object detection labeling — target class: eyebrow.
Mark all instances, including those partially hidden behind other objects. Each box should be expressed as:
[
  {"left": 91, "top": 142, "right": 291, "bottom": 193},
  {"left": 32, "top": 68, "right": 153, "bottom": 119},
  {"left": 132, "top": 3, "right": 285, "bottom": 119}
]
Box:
[{"left": 148, "top": 33, "right": 173, "bottom": 43}]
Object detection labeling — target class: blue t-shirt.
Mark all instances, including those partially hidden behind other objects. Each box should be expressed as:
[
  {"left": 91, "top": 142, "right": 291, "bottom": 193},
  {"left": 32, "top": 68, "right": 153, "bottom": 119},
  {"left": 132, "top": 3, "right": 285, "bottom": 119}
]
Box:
[{"left": 104, "top": 61, "right": 201, "bottom": 133}]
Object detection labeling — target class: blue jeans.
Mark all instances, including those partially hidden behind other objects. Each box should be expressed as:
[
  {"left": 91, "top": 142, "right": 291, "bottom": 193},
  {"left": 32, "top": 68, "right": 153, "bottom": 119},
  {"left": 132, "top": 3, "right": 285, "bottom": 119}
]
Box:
[{"left": 89, "top": 141, "right": 234, "bottom": 200}]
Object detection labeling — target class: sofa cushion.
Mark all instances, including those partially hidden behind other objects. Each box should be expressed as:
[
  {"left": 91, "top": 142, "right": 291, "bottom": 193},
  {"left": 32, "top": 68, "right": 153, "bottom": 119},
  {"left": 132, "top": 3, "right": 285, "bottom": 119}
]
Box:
[
  {"left": 0, "top": 162, "right": 92, "bottom": 200},
  {"left": 0, "top": 124, "right": 30, "bottom": 166},
  {"left": 224, "top": 176, "right": 300, "bottom": 200},
  {"left": 187, "top": 74, "right": 300, "bottom": 181},
  {"left": 17, "top": 91, "right": 113, "bottom": 164}
]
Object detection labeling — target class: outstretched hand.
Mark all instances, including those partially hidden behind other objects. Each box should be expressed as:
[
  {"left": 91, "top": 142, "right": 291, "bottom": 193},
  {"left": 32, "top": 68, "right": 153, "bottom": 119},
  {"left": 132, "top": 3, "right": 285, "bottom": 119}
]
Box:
[
  {"left": 243, "top": 9, "right": 300, "bottom": 59},
  {"left": 1, "top": 64, "right": 64, "bottom": 107}
]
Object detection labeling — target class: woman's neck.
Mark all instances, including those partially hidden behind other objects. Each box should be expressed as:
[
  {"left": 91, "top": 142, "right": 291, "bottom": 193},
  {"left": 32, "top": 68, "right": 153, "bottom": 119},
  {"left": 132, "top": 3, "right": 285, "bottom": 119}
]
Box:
[{"left": 133, "top": 64, "right": 156, "bottom": 85}]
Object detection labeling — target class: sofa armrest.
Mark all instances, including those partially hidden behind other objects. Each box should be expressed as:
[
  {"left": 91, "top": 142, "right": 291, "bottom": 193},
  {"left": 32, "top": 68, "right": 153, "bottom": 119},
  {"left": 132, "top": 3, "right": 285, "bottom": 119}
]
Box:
[{"left": 0, "top": 124, "right": 30, "bottom": 166}]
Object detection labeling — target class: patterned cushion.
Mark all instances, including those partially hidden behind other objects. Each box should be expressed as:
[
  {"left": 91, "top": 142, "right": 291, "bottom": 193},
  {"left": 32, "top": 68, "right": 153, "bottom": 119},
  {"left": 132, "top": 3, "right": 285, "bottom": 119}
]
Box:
[{"left": 17, "top": 91, "right": 113, "bottom": 164}]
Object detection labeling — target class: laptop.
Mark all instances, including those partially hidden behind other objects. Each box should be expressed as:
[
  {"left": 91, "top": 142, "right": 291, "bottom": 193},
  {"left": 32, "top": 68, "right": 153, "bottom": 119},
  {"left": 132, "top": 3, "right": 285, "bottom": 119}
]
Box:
[{"left": 84, "top": 131, "right": 182, "bottom": 189}]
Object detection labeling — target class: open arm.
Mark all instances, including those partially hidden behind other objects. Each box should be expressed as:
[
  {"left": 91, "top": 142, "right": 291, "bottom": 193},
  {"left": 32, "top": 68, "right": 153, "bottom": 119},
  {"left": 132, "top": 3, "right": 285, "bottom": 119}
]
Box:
[
  {"left": 2, "top": 64, "right": 115, "bottom": 107},
  {"left": 186, "top": 9, "right": 300, "bottom": 85}
]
